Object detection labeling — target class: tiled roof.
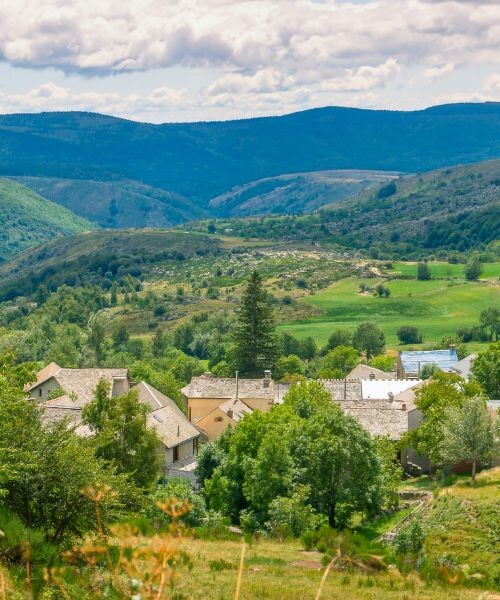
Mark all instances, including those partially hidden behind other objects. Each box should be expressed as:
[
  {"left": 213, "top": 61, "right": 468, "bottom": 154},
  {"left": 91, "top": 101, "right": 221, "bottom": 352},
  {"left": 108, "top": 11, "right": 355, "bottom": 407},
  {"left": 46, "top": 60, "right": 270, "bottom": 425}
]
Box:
[
  {"left": 218, "top": 398, "right": 253, "bottom": 422},
  {"left": 147, "top": 405, "right": 201, "bottom": 448},
  {"left": 182, "top": 374, "right": 287, "bottom": 402},
  {"left": 340, "top": 399, "right": 409, "bottom": 440},
  {"left": 400, "top": 349, "right": 458, "bottom": 374},
  {"left": 451, "top": 354, "right": 477, "bottom": 379},
  {"left": 347, "top": 364, "right": 396, "bottom": 381},
  {"left": 29, "top": 367, "right": 129, "bottom": 407}
]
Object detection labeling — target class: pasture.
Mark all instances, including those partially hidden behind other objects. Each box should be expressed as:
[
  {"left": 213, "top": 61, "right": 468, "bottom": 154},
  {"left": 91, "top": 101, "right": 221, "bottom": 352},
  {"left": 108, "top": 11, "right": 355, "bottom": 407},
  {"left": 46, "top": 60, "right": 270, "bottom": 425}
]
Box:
[
  {"left": 389, "top": 261, "right": 500, "bottom": 280},
  {"left": 279, "top": 276, "right": 499, "bottom": 348}
]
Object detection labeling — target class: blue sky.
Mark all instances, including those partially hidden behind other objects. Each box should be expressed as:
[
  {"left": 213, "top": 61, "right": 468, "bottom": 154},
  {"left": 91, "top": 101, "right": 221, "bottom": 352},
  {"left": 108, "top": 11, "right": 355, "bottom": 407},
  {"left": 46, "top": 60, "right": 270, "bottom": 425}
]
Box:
[{"left": 0, "top": 0, "right": 499, "bottom": 123}]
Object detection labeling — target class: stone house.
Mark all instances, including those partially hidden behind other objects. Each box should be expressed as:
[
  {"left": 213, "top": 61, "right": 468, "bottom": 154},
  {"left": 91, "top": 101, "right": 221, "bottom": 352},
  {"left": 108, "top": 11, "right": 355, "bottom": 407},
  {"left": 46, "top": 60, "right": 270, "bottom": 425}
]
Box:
[{"left": 27, "top": 364, "right": 203, "bottom": 477}]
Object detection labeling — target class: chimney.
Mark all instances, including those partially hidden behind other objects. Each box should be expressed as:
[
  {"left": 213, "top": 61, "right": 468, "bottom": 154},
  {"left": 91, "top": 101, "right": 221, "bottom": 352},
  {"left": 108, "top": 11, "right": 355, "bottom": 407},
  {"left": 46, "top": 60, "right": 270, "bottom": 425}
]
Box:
[
  {"left": 263, "top": 370, "right": 272, "bottom": 388},
  {"left": 401, "top": 403, "right": 407, "bottom": 411},
  {"left": 227, "top": 408, "right": 233, "bottom": 418},
  {"left": 388, "top": 391, "right": 394, "bottom": 403},
  {"left": 177, "top": 425, "right": 180, "bottom": 437},
  {"left": 449, "top": 344, "right": 456, "bottom": 354},
  {"left": 369, "top": 372, "right": 376, "bottom": 380}
]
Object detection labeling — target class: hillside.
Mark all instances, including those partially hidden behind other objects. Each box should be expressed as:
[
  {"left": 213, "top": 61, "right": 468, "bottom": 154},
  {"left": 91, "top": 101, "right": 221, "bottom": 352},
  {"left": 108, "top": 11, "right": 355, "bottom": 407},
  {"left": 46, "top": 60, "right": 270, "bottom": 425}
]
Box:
[
  {"left": 11, "top": 177, "right": 207, "bottom": 228},
  {"left": 209, "top": 170, "right": 397, "bottom": 217},
  {"left": 0, "top": 229, "right": 221, "bottom": 299},
  {"left": 0, "top": 178, "right": 95, "bottom": 261},
  {"left": 201, "top": 159, "right": 500, "bottom": 257},
  {"left": 1, "top": 103, "right": 499, "bottom": 204}
]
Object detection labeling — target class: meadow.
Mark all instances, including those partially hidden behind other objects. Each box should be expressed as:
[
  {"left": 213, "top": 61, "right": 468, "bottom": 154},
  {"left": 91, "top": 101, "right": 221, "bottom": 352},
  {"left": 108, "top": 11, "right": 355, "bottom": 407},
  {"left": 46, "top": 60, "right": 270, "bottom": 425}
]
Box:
[
  {"left": 279, "top": 276, "right": 500, "bottom": 348},
  {"left": 389, "top": 261, "right": 500, "bottom": 280}
]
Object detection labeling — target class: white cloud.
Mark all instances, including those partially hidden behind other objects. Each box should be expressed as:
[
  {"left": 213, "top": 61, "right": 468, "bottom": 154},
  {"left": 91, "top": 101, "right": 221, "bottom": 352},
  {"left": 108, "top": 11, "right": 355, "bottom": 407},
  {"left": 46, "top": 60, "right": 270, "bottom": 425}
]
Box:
[
  {"left": 484, "top": 73, "right": 500, "bottom": 91},
  {"left": 0, "top": 82, "right": 189, "bottom": 116},
  {"left": 423, "top": 62, "right": 455, "bottom": 81},
  {"left": 0, "top": 0, "right": 499, "bottom": 78},
  {"left": 320, "top": 59, "right": 400, "bottom": 92}
]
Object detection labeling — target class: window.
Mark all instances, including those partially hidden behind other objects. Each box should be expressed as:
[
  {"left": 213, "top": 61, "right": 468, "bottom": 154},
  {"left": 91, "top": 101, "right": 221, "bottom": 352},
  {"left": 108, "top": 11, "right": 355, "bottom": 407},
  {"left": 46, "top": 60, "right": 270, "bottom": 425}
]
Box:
[
  {"left": 173, "top": 446, "right": 179, "bottom": 462},
  {"left": 193, "top": 438, "right": 198, "bottom": 455},
  {"left": 39, "top": 389, "right": 42, "bottom": 397}
]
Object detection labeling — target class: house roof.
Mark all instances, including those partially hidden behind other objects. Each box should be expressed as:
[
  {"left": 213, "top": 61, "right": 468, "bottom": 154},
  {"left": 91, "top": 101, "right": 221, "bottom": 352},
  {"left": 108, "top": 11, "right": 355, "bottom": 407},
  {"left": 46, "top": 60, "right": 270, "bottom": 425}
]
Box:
[
  {"left": 218, "top": 398, "right": 253, "bottom": 422},
  {"left": 400, "top": 348, "right": 458, "bottom": 374},
  {"left": 451, "top": 353, "right": 477, "bottom": 379},
  {"left": 29, "top": 367, "right": 129, "bottom": 407},
  {"left": 347, "top": 364, "right": 396, "bottom": 381},
  {"left": 361, "top": 379, "right": 422, "bottom": 400},
  {"left": 182, "top": 374, "right": 286, "bottom": 402},
  {"left": 147, "top": 405, "right": 201, "bottom": 448},
  {"left": 340, "top": 400, "right": 409, "bottom": 440},
  {"left": 135, "top": 381, "right": 202, "bottom": 448}
]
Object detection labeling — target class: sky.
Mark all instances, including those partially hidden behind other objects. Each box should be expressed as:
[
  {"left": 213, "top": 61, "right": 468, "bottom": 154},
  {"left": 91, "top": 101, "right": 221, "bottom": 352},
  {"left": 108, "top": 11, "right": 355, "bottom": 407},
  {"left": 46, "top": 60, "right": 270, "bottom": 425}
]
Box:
[{"left": 0, "top": 0, "right": 499, "bottom": 123}]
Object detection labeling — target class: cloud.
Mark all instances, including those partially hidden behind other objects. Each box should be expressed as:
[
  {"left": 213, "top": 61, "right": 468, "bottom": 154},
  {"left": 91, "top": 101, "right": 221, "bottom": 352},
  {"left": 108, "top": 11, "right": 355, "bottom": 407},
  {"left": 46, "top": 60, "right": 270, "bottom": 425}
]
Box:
[
  {"left": 0, "top": 82, "right": 189, "bottom": 116},
  {"left": 423, "top": 62, "right": 455, "bottom": 81},
  {"left": 0, "top": 0, "right": 499, "bottom": 79},
  {"left": 320, "top": 59, "right": 400, "bottom": 92},
  {"left": 484, "top": 73, "right": 500, "bottom": 91}
]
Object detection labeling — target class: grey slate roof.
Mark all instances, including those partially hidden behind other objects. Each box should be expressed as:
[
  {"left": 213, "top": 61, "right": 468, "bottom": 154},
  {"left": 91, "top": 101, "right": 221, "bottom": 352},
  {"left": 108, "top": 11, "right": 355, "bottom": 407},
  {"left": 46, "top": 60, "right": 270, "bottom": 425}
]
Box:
[
  {"left": 347, "top": 364, "right": 396, "bottom": 381},
  {"left": 218, "top": 398, "right": 253, "bottom": 422},
  {"left": 340, "top": 399, "right": 409, "bottom": 440},
  {"left": 451, "top": 354, "right": 477, "bottom": 379},
  {"left": 400, "top": 348, "right": 458, "bottom": 374},
  {"left": 29, "top": 367, "right": 129, "bottom": 407},
  {"left": 182, "top": 374, "right": 288, "bottom": 403}
]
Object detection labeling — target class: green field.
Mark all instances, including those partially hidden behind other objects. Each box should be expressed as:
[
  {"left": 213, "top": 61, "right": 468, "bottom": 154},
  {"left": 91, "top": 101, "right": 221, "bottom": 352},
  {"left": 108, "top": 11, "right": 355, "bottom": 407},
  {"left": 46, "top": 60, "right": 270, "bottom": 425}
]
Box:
[
  {"left": 279, "top": 276, "right": 500, "bottom": 348},
  {"left": 390, "top": 261, "right": 500, "bottom": 280}
]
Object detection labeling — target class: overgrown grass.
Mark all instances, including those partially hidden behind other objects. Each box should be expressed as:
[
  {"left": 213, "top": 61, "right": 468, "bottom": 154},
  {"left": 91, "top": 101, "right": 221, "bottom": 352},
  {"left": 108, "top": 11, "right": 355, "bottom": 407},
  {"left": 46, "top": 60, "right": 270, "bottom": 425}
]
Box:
[{"left": 390, "top": 261, "right": 500, "bottom": 280}]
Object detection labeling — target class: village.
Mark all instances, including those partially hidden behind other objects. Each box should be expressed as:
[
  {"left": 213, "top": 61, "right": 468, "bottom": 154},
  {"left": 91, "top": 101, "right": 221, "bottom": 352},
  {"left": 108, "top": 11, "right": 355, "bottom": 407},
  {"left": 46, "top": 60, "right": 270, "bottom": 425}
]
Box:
[{"left": 28, "top": 344, "right": 495, "bottom": 481}]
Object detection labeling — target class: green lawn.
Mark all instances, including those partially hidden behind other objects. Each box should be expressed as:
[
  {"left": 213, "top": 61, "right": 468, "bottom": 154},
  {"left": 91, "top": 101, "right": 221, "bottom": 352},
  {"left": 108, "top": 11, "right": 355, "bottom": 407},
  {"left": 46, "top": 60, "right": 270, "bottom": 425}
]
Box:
[
  {"left": 390, "top": 261, "right": 500, "bottom": 280},
  {"left": 279, "top": 276, "right": 500, "bottom": 348}
]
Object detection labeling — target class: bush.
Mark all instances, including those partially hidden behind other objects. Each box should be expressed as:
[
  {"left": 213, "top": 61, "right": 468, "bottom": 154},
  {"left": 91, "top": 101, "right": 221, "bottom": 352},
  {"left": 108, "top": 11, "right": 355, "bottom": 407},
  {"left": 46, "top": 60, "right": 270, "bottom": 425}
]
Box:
[
  {"left": 417, "top": 262, "right": 431, "bottom": 281},
  {"left": 464, "top": 257, "right": 483, "bottom": 281},
  {"left": 377, "top": 181, "right": 397, "bottom": 199},
  {"left": 266, "top": 486, "right": 323, "bottom": 538},
  {"left": 397, "top": 326, "right": 423, "bottom": 344},
  {"left": 394, "top": 521, "right": 425, "bottom": 555},
  {"left": 143, "top": 479, "right": 207, "bottom": 527}
]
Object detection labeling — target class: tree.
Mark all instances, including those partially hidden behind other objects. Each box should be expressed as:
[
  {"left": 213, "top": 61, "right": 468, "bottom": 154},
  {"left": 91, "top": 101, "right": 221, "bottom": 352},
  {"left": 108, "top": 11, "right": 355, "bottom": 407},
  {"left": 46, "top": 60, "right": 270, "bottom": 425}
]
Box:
[
  {"left": 87, "top": 311, "right": 107, "bottom": 364},
  {"left": 352, "top": 322, "right": 385, "bottom": 359},
  {"left": 368, "top": 354, "right": 395, "bottom": 372},
  {"left": 318, "top": 346, "right": 359, "bottom": 378},
  {"left": 0, "top": 354, "right": 131, "bottom": 543},
  {"left": 325, "top": 329, "right": 352, "bottom": 352},
  {"left": 112, "top": 323, "right": 130, "bottom": 349},
  {"left": 375, "top": 436, "right": 403, "bottom": 509},
  {"left": 275, "top": 354, "right": 304, "bottom": 379},
  {"left": 472, "top": 342, "right": 500, "bottom": 399},
  {"left": 439, "top": 397, "right": 497, "bottom": 483},
  {"left": 151, "top": 327, "right": 166, "bottom": 357},
  {"left": 397, "top": 326, "right": 422, "bottom": 344},
  {"left": 232, "top": 271, "right": 278, "bottom": 377},
  {"left": 464, "top": 256, "right": 483, "bottom": 281},
  {"left": 479, "top": 307, "right": 500, "bottom": 341},
  {"left": 404, "top": 372, "right": 484, "bottom": 465},
  {"left": 83, "top": 379, "right": 161, "bottom": 488},
  {"left": 417, "top": 262, "right": 431, "bottom": 281}
]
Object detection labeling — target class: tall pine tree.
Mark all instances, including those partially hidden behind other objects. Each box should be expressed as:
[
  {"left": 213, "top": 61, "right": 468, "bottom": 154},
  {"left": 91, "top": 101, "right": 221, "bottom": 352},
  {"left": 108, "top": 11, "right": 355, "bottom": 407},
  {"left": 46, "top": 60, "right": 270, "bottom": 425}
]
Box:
[{"left": 232, "top": 271, "right": 278, "bottom": 377}]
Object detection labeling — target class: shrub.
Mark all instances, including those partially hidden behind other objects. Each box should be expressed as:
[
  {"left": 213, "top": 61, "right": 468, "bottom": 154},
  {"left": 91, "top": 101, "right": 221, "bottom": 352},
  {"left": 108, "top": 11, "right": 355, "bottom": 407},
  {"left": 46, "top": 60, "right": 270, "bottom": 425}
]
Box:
[
  {"left": 144, "top": 479, "right": 207, "bottom": 527},
  {"left": 397, "top": 326, "right": 422, "bottom": 344},
  {"left": 266, "top": 486, "right": 323, "bottom": 538},
  {"left": 394, "top": 521, "right": 425, "bottom": 555}
]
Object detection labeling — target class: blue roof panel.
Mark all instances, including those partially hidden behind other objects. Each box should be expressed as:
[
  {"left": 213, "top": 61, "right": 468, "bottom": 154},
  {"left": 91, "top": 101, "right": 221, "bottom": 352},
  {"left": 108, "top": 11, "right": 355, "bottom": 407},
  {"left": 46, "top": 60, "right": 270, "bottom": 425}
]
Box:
[{"left": 401, "top": 348, "right": 459, "bottom": 374}]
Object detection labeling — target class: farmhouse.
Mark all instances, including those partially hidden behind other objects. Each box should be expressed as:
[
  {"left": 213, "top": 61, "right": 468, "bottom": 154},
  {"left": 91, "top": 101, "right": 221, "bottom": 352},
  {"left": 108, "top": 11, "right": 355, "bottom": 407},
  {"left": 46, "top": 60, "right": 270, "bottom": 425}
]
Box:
[{"left": 27, "top": 364, "right": 203, "bottom": 477}]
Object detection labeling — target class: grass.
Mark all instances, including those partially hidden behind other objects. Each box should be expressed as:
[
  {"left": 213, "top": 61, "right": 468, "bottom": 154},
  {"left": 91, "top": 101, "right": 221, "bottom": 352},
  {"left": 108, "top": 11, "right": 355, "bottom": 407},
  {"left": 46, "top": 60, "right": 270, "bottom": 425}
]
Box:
[
  {"left": 176, "top": 537, "right": 483, "bottom": 599},
  {"left": 279, "top": 276, "right": 500, "bottom": 348},
  {"left": 424, "top": 468, "right": 500, "bottom": 588},
  {"left": 390, "top": 261, "right": 500, "bottom": 280}
]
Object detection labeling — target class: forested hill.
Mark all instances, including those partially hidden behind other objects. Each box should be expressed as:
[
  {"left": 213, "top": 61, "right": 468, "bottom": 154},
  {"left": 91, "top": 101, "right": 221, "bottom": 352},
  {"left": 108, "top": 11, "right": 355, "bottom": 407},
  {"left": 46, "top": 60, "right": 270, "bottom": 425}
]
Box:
[
  {"left": 0, "top": 178, "right": 96, "bottom": 260},
  {"left": 196, "top": 159, "right": 500, "bottom": 258},
  {"left": 1, "top": 103, "right": 499, "bottom": 202}
]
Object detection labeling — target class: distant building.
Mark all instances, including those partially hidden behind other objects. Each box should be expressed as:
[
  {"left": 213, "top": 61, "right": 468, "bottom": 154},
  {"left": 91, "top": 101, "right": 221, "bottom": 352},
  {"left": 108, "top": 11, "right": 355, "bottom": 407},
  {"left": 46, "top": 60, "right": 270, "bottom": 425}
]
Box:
[
  {"left": 27, "top": 364, "right": 203, "bottom": 478},
  {"left": 398, "top": 347, "right": 459, "bottom": 378},
  {"left": 182, "top": 372, "right": 423, "bottom": 443},
  {"left": 346, "top": 363, "right": 396, "bottom": 381}
]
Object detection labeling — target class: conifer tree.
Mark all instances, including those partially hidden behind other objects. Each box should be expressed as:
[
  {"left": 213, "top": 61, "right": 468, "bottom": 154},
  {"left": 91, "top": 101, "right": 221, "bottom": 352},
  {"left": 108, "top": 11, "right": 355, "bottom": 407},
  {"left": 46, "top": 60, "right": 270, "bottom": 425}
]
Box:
[{"left": 232, "top": 271, "right": 278, "bottom": 377}]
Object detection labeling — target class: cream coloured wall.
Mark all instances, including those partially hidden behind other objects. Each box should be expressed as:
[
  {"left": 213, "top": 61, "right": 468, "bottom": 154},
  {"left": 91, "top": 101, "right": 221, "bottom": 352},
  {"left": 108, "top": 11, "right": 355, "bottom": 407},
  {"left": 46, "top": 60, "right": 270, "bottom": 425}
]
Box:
[
  {"left": 187, "top": 397, "right": 228, "bottom": 423},
  {"left": 30, "top": 378, "right": 61, "bottom": 402},
  {"left": 195, "top": 409, "right": 234, "bottom": 440}
]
